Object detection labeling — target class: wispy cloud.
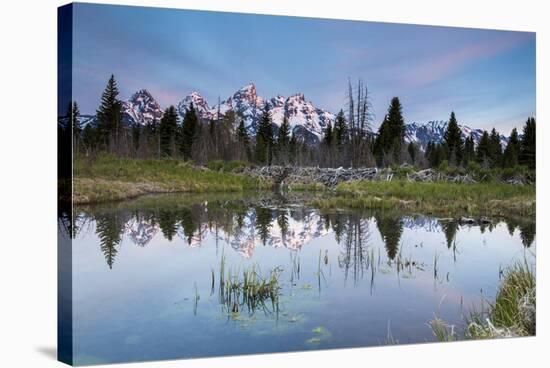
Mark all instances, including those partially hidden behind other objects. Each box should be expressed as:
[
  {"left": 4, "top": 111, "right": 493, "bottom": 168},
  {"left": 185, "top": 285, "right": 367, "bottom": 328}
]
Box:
[
  {"left": 72, "top": 3, "right": 535, "bottom": 134},
  {"left": 402, "top": 32, "right": 533, "bottom": 87}
]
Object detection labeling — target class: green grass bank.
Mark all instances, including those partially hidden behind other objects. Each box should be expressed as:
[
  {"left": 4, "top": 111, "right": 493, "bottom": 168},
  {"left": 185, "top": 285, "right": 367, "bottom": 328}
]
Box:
[
  {"left": 313, "top": 180, "right": 535, "bottom": 217},
  {"left": 73, "top": 154, "right": 269, "bottom": 204},
  {"left": 72, "top": 155, "right": 535, "bottom": 218}
]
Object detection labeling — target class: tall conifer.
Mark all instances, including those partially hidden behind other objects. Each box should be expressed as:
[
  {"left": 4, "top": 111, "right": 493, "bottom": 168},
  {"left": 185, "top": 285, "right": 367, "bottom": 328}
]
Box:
[
  {"left": 180, "top": 103, "right": 198, "bottom": 160},
  {"left": 255, "top": 105, "right": 274, "bottom": 165},
  {"left": 96, "top": 75, "right": 122, "bottom": 151},
  {"left": 519, "top": 117, "right": 536, "bottom": 169},
  {"left": 503, "top": 128, "right": 519, "bottom": 167},
  {"left": 159, "top": 106, "right": 178, "bottom": 157},
  {"left": 443, "top": 111, "right": 463, "bottom": 165}
]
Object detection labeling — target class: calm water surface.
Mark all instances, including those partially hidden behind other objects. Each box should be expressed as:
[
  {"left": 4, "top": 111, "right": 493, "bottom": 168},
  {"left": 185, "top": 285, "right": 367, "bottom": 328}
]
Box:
[{"left": 61, "top": 193, "right": 535, "bottom": 365}]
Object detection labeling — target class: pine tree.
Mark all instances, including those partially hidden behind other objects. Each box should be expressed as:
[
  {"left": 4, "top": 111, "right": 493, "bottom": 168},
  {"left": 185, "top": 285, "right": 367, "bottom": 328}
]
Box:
[
  {"left": 67, "top": 101, "right": 82, "bottom": 152},
  {"left": 502, "top": 128, "right": 519, "bottom": 168},
  {"left": 462, "top": 135, "right": 475, "bottom": 166},
  {"left": 255, "top": 105, "right": 274, "bottom": 165},
  {"left": 288, "top": 132, "right": 298, "bottom": 164},
  {"left": 68, "top": 101, "right": 81, "bottom": 135},
  {"left": 180, "top": 103, "right": 199, "bottom": 160},
  {"left": 131, "top": 124, "right": 141, "bottom": 156},
  {"left": 146, "top": 118, "right": 161, "bottom": 158},
  {"left": 159, "top": 106, "right": 178, "bottom": 157},
  {"left": 442, "top": 221, "right": 459, "bottom": 249},
  {"left": 488, "top": 128, "right": 502, "bottom": 167},
  {"left": 428, "top": 143, "right": 445, "bottom": 168},
  {"left": 519, "top": 117, "right": 536, "bottom": 169},
  {"left": 323, "top": 121, "right": 333, "bottom": 146},
  {"left": 236, "top": 119, "right": 250, "bottom": 160},
  {"left": 333, "top": 109, "right": 347, "bottom": 146},
  {"left": 386, "top": 97, "right": 405, "bottom": 163},
  {"left": 95, "top": 212, "right": 126, "bottom": 269},
  {"left": 443, "top": 111, "right": 463, "bottom": 165},
  {"left": 425, "top": 141, "right": 434, "bottom": 164},
  {"left": 476, "top": 130, "right": 491, "bottom": 166},
  {"left": 277, "top": 116, "right": 291, "bottom": 164},
  {"left": 81, "top": 124, "right": 97, "bottom": 153},
  {"left": 96, "top": 74, "right": 123, "bottom": 151},
  {"left": 374, "top": 115, "right": 391, "bottom": 165},
  {"left": 375, "top": 214, "right": 403, "bottom": 260},
  {"left": 407, "top": 142, "right": 417, "bottom": 164},
  {"left": 278, "top": 116, "right": 291, "bottom": 147},
  {"left": 255, "top": 207, "right": 273, "bottom": 245},
  {"left": 277, "top": 211, "right": 289, "bottom": 239}
]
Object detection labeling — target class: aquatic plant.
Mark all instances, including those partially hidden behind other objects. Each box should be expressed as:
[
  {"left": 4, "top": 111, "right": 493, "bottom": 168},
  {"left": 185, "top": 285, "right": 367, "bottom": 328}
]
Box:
[
  {"left": 429, "top": 260, "right": 535, "bottom": 341},
  {"left": 306, "top": 326, "right": 332, "bottom": 345},
  {"left": 433, "top": 252, "right": 439, "bottom": 280},
  {"left": 216, "top": 253, "right": 282, "bottom": 316},
  {"left": 428, "top": 317, "right": 456, "bottom": 342},
  {"left": 290, "top": 253, "right": 300, "bottom": 284},
  {"left": 193, "top": 282, "right": 200, "bottom": 316},
  {"left": 467, "top": 260, "right": 535, "bottom": 339}
]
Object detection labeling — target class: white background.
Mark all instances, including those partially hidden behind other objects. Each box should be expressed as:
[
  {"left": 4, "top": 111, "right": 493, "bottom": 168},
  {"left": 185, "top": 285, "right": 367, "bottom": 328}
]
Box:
[{"left": 0, "top": 0, "right": 547, "bottom": 367}]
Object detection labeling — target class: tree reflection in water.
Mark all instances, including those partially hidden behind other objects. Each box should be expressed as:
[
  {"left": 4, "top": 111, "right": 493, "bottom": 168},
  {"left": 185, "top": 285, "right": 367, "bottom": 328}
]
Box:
[{"left": 70, "top": 194, "right": 536, "bottom": 270}]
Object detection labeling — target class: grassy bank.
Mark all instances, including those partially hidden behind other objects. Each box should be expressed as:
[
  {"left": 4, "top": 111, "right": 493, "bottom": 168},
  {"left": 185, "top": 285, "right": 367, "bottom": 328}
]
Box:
[
  {"left": 313, "top": 180, "right": 535, "bottom": 217},
  {"left": 467, "top": 261, "right": 536, "bottom": 339},
  {"left": 73, "top": 154, "right": 269, "bottom": 204},
  {"left": 72, "top": 155, "right": 535, "bottom": 216},
  {"left": 430, "top": 261, "right": 536, "bottom": 341}
]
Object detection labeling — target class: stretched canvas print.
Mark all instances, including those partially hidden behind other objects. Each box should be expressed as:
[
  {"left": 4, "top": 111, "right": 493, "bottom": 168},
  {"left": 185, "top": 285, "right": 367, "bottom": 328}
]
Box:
[{"left": 58, "top": 2, "right": 537, "bottom": 366}]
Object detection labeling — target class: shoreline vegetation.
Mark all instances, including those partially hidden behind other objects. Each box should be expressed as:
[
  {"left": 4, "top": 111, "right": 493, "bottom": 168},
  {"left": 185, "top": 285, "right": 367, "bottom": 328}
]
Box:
[
  {"left": 72, "top": 155, "right": 535, "bottom": 218},
  {"left": 64, "top": 75, "right": 536, "bottom": 216},
  {"left": 316, "top": 180, "right": 535, "bottom": 217},
  {"left": 72, "top": 155, "right": 269, "bottom": 204},
  {"left": 430, "top": 261, "right": 536, "bottom": 341}
]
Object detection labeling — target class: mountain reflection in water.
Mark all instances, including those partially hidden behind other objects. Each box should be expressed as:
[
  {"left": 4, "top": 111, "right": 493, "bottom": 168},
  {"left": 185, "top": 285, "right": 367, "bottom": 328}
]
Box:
[
  {"left": 62, "top": 193, "right": 535, "bottom": 270},
  {"left": 61, "top": 193, "right": 535, "bottom": 365}
]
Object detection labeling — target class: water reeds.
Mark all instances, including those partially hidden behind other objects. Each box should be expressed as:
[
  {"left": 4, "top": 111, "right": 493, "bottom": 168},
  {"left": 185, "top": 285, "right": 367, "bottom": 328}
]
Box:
[
  {"left": 290, "top": 253, "right": 300, "bottom": 284},
  {"left": 316, "top": 249, "right": 327, "bottom": 293},
  {"left": 433, "top": 252, "right": 439, "bottom": 280},
  {"left": 428, "top": 317, "right": 456, "bottom": 342},
  {"left": 429, "top": 260, "right": 535, "bottom": 341},
  {"left": 467, "top": 260, "right": 535, "bottom": 338},
  {"left": 216, "top": 253, "right": 282, "bottom": 315},
  {"left": 193, "top": 282, "right": 200, "bottom": 316}
]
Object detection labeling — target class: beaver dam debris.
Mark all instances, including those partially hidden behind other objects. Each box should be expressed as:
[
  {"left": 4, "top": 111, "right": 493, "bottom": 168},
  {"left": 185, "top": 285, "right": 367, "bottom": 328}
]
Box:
[{"left": 237, "top": 166, "right": 530, "bottom": 188}]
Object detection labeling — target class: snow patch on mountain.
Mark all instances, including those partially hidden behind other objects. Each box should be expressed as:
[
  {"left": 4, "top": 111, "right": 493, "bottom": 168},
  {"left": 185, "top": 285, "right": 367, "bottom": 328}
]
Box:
[
  {"left": 405, "top": 120, "right": 508, "bottom": 150},
  {"left": 174, "top": 83, "right": 335, "bottom": 143},
  {"left": 100, "top": 86, "right": 511, "bottom": 148},
  {"left": 122, "top": 89, "right": 163, "bottom": 125},
  {"left": 177, "top": 91, "right": 211, "bottom": 120}
]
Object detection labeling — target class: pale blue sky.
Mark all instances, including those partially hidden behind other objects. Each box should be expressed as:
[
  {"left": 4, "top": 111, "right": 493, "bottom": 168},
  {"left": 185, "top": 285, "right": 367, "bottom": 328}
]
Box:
[{"left": 72, "top": 3, "right": 536, "bottom": 134}]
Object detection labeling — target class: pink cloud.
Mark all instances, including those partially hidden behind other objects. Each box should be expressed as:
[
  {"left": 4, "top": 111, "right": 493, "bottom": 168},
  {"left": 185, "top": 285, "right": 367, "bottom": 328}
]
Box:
[{"left": 404, "top": 33, "right": 532, "bottom": 87}]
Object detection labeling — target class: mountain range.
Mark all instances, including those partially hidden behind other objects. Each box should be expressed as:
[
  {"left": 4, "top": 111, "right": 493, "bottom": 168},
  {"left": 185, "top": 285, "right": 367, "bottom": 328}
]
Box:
[{"left": 81, "top": 83, "right": 510, "bottom": 149}]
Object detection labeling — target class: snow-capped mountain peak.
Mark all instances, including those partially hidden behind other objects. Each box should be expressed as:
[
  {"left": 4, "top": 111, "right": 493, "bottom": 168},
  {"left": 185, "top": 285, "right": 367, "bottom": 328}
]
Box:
[
  {"left": 177, "top": 91, "right": 211, "bottom": 119},
  {"left": 404, "top": 120, "right": 508, "bottom": 150},
  {"left": 122, "top": 89, "right": 163, "bottom": 125},
  {"left": 234, "top": 82, "right": 258, "bottom": 101},
  {"left": 111, "top": 84, "right": 510, "bottom": 147}
]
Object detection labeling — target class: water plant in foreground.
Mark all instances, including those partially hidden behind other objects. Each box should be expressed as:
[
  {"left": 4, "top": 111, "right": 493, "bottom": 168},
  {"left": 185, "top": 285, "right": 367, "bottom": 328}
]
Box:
[
  {"left": 467, "top": 260, "right": 535, "bottom": 339},
  {"left": 429, "top": 260, "right": 535, "bottom": 341},
  {"left": 306, "top": 326, "right": 332, "bottom": 345},
  {"left": 216, "top": 252, "right": 282, "bottom": 316}
]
